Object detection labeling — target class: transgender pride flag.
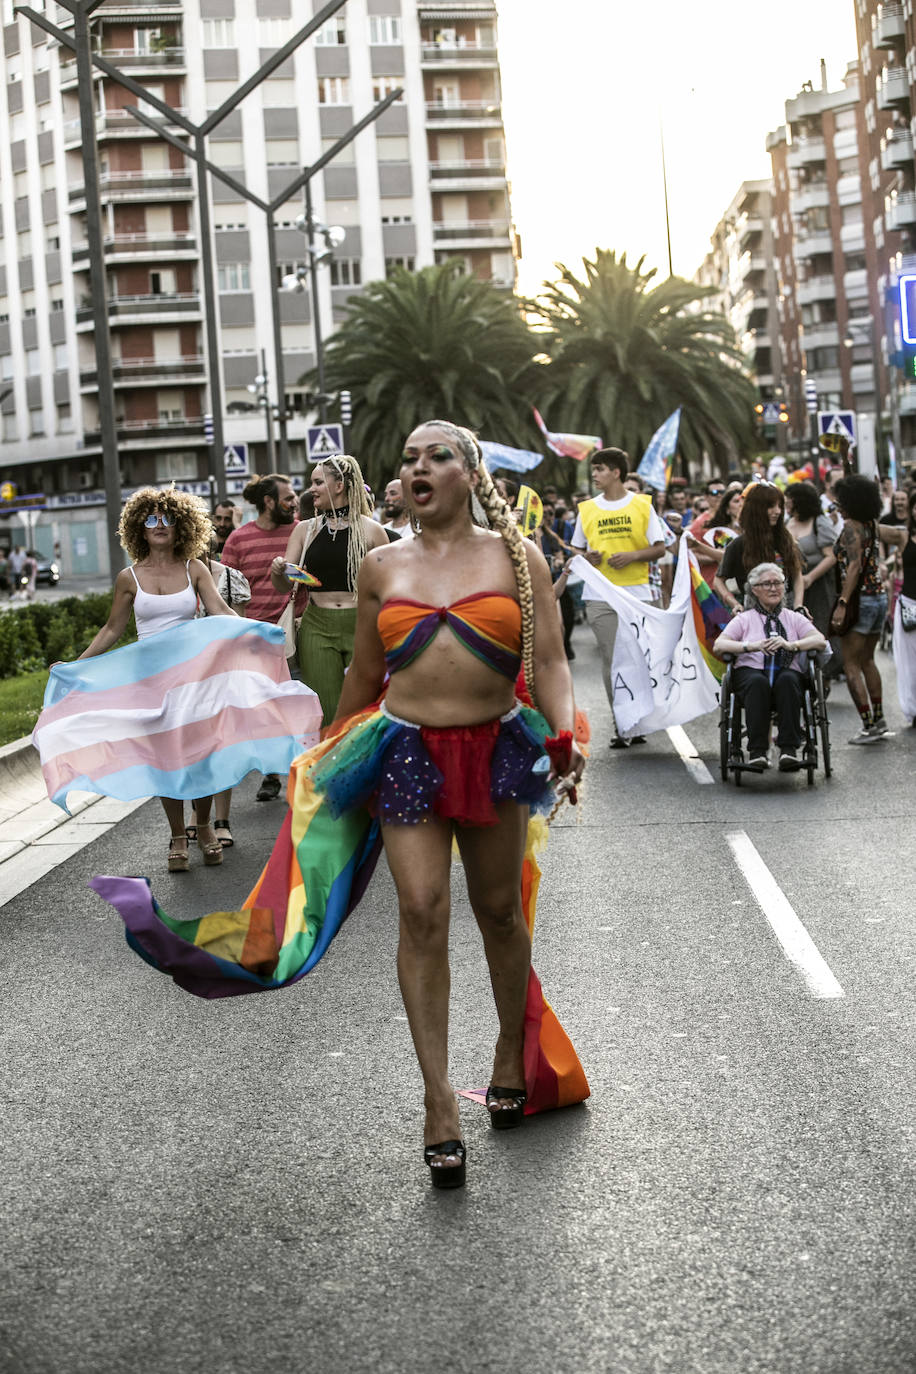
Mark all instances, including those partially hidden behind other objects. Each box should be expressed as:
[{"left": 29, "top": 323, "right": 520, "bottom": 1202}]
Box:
[{"left": 33, "top": 617, "right": 322, "bottom": 811}]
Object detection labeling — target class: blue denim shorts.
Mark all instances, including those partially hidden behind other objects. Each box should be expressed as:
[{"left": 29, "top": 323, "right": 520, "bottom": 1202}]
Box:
[{"left": 853, "top": 592, "right": 888, "bottom": 636}]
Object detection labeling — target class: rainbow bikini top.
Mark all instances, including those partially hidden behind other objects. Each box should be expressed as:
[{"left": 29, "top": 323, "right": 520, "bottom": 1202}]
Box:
[{"left": 377, "top": 591, "right": 522, "bottom": 680}]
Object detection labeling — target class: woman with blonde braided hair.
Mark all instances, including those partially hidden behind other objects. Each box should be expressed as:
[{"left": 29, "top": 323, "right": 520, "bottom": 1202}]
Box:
[
  {"left": 271, "top": 453, "right": 387, "bottom": 724},
  {"left": 312, "top": 419, "right": 588, "bottom": 1188}
]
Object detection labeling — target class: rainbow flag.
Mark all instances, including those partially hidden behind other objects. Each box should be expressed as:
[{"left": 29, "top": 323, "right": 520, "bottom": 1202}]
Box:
[
  {"left": 689, "top": 559, "right": 731, "bottom": 683},
  {"left": 33, "top": 617, "right": 322, "bottom": 811},
  {"left": 285, "top": 563, "right": 322, "bottom": 587},
  {"left": 533, "top": 408, "right": 602, "bottom": 462},
  {"left": 515, "top": 485, "right": 543, "bottom": 536},
  {"left": 636, "top": 409, "right": 681, "bottom": 492},
  {"left": 89, "top": 707, "right": 590, "bottom": 1116}
]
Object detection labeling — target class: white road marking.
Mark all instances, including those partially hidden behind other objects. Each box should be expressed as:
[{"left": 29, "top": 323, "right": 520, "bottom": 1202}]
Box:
[
  {"left": 725, "top": 830, "right": 844, "bottom": 1000},
  {"left": 665, "top": 726, "right": 715, "bottom": 784}
]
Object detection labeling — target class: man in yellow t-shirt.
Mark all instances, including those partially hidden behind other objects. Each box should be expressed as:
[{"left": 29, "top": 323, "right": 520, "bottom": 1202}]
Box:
[{"left": 571, "top": 447, "right": 667, "bottom": 748}]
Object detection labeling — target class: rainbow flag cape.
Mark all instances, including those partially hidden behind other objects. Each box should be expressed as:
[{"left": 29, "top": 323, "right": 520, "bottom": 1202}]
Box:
[
  {"left": 533, "top": 408, "right": 602, "bottom": 462},
  {"left": 636, "top": 409, "right": 681, "bottom": 492},
  {"left": 689, "top": 559, "right": 731, "bottom": 683},
  {"left": 515, "top": 485, "right": 544, "bottom": 537},
  {"left": 89, "top": 708, "right": 590, "bottom": 1116},
  {"left": 33, "top": 617, "right": 322, "bottom": 812}
]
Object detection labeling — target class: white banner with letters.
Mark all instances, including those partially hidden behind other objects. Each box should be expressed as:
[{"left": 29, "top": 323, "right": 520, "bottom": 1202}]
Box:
[{"left": 569, "top": 542, "right": 721, "bottom": 736}]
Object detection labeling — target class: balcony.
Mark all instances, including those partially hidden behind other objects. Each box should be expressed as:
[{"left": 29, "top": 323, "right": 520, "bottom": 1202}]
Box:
[
  {"left": 874, "top": 2, "right": 905, "bottom": 47},
  {"left": 887, "top": 191, "right": 916, "bottom": 230},
  {"left": 851, "top": 362, "right": 876, "bottom": 392},
  {"left": 877, "top": 66, "right": 910, "bottom": 110},
  {"left": 429, "top": 158, "right": 506, "bottom": 190},
  {"left": 796, "top": 275, "right": 836, "bottom": 305},
  {"left": 843, "top": 267, "right": 868, "bottom": 297},
  {"left": 63, "top": 109, "right": 190, "bottom": 149},
  {"left": 794, "top": 230, "right": 834, "bottom": 258},
  {"left": 421, "top": 41, "right": 498, "bottom": 67},
  {"left": 803, "top": 322, "right": 840, "bottom": 351},
  {"left": 881, "top": 127, "right": 914, "bottom": 170},
  {"left": 82, "top": 416, "right": 206, "bottom": 446},
  {"left": 794, "top": 181, "right": 831, "bottom": 213},
  {"left": 79, "top": 356, "right": 206, "bottom": 389},
  {"left": 425, "top": 101, "right": 502, "bottom": 126},
  {"left": 787, "top": 137, "right": 827, "bottom": 169},
  {"left": 840, "top": 222, "right": 866, "bottom": 252},
  {"left": 71, "top": 232, "right": 198, "bottom": 264},
  {"left": 75, "top": 292, "right": 201, "bottom": 328},
  {"left": 68, "top": 168, "right": 194, "bottom": 207},
  {"left": 897, "top": 383, "right": 916, "bottom": 415},
  {"left": 432, "top": 219, "right": 511, "bottom": 246}
]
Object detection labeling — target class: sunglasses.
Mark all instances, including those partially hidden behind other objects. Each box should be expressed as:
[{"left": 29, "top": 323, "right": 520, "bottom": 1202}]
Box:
[{"left": 143, "top": 513, "right": 172, "bottom": 529}]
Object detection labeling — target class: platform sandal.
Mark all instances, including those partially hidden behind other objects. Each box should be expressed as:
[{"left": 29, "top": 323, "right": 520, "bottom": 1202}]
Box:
[
  {"left": 168, "top": 835, "right": 190, "bottom": 873},
  {"left": 485, "top": 1085, "right": 527, "bottom": 1130},
  {"left": 424, "top": 1140, "right": 466, "bottom": 1189},
  {"left": 196, "top": 823, "right": 224, "bottom": 866},
  {"left": 213, "top": 818, "right": 233, "bottom": 848}
]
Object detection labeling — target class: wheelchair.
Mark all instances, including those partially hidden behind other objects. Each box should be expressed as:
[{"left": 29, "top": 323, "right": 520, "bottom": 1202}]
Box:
[{"left": 718, "top": 651, "right": 832, "bottom": 786}]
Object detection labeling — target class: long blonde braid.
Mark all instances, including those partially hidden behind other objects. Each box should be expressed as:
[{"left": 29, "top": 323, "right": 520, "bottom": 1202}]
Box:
[
  {"left": 422, "top": 421, "right": 538, "bottom": 709},
  {"left": 318, "top": 454, "right": 372, "bottom": 594}
]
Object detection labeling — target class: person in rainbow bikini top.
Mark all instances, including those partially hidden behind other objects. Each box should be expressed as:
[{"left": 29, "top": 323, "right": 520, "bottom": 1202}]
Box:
[{"left": 318, "top": 419, "right": 587, "bottom": 1189}]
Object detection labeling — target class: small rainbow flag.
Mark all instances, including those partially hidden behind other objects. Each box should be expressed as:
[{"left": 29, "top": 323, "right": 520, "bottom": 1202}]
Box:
[
  {"left": 533, "top": 408, "right": 602, "bottom": 462},
  {"left": 515, "top": 485, "right": 544, "bottom": 536},
  {"left": 689, "top": 560, "right": 731, "bottom": 683},
  {"left": 285, "top": 563, "right": 322, "bottom": 587},
  {"left": 703, "top": 525, "right": 738, "bottom": 550}
]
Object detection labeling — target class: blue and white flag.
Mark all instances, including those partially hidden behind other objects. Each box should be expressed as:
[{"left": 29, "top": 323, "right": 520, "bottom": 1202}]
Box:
[
  {"left": 636, "top": 409, "right": 682, "bottom": 491},
  {"left": 480, "top": 440, "right": 544, "bottom": 474}
]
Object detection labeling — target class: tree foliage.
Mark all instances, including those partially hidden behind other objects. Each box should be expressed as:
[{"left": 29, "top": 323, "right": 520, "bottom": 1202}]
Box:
[
  {"left": 304, "top": 263, "right": 542, "bottom": 489},
  {"left": 530, "top": 250, "right": 758, "bottom": 472}
]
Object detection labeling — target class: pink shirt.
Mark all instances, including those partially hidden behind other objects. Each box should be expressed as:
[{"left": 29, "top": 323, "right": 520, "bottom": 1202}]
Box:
[{"left": 718, "top": 606, "right": 816, "bottom": 673}]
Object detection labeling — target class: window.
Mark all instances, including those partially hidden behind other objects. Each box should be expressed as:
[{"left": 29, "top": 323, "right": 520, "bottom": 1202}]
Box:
[
  {"left": 23, "top": 307, "right": 36, "bottom": 318},
  {"left": 29, "top": 409, "right": 45, "bottom": 436},
  {"left": 266, "top": 139, "right": 299, "bottom": 166},
  {"left": 201, "top": 19, "right": 235, "bottom": 47},
  {"left": 369, "top": 16, "right": 401, "bottom": 44},
  {"left": 0, "top": 313, "right": 8, "bottom": 324},
  {"left": 2, "top": 413, "right": 17, "bottom": 442},
  {"left": 218, "top": 263, "right": 250, "bottom": 291},
  {"left": 26, "top": 349, "right": 41, "bottom": 376},
  {"left": 47, "top": 235, "right": 60, "bottom": 251},
  {"left": 381, "top": 214, "right": 413, "bottom": 224},
  {"left": 318, "top": 77, "right": 349, "bottom": 105},
  {"left": 377, "top": 136, "right": 409, "bottom": 161},
  {"left": 1, "top": 355, "right": 13, "bottom": 380},
  {"left": 329, "top": 258, "right": 361, "bottom": 287},
  {"left": 53, "top": 343, "right": 68, "bottom": 370},
  {"left": 372, "top": 77, "right": 404, "bottom": 102},
  {"left": 321, "top": 136, "right": 355, "bottom": 163},
  {"left": 56, "top": 402, "right": 72, "bottom": 434},
  {"left": 215, "top": 220, "right": 247, "bottom": 231},
  {"left": 258, "top": 17, "right": 292, "bottom": 46},
  {"left": 314, "top": 16, "right": 346, "bottom": 45},
  {"left": 386, "top": 256, "right": 415, "bottom": 276}
]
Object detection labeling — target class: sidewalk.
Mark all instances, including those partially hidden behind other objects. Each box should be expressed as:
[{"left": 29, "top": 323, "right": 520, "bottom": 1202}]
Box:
[{"left": 0, "top": 735, "right": 145, "bottom": 907}]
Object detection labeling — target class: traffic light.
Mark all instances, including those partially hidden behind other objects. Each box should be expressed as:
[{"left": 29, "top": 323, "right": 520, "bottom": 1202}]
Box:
[{"left": 778, "top": 403, "right": 789, "bottom": 424}]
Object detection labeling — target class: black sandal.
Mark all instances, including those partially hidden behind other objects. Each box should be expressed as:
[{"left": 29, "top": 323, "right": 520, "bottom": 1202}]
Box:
[
  {"left": 424, "top": 1140, "right": 466, "bottom": 1189},
  {"left": 185, "top": 824, "right": 197, "bottom": 843},
  {"left": 486, "top": 1086, "right": 528, "bottom": 1130},
  {"left": 213, "top": 818, "right": 233, "bottom": 848}
]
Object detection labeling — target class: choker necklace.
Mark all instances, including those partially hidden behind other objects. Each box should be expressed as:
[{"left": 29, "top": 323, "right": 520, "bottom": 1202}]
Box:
[{"left": 323, "top": 505, "right": 350, "bottom": 540}]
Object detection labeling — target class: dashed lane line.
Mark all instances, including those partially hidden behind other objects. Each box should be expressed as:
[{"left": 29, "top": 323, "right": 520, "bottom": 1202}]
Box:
[
  {"left": 725, "top": 829, "right": 844, "bottom": 1000},
  {"left": 665, "top": 725, "right": 715, "bottom": 784}
]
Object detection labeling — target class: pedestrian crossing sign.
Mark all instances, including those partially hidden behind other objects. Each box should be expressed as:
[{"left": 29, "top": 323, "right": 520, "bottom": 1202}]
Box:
[
  {"left": 307, "top": 424, "right": 344, "bottom": 460},
  {"left": 817, "top": 411, "right": 857, "bottom": 446},
  {"left": 224, "top": 443, "right": 249, "bottom": 475}
]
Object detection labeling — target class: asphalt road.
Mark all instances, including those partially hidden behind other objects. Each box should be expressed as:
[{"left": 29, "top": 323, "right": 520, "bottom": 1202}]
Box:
[{"left": 1, "top": 626, "right": 914, "bottom": 1374}]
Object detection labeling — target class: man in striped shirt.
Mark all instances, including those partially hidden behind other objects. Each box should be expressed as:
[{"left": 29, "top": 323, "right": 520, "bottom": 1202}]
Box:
[{"left": 220, "top": 473, "right": 301, "bottom": 800}]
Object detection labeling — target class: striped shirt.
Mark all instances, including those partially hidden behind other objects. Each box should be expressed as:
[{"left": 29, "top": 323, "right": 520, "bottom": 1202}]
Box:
[{"left": 219, "top": 520, "right": 301, "bottom": 624}]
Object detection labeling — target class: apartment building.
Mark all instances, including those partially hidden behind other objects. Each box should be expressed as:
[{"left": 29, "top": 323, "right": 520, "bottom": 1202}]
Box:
[
  {"left": 0, "top": 0, "right": 516, "bottom": 573},
  {"left": 697, "top": 180, "right": 782, "bottom": 415}
]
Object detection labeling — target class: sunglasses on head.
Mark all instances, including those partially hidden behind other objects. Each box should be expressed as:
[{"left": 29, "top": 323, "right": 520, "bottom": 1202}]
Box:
[{"left": 144, "top": 513, "right": 172, "bottom": 528}]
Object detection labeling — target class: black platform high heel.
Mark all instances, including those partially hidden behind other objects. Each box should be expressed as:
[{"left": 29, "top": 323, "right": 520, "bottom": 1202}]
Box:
[
  {"left": 424, "top": 1140, "right": 466, "bottom": 1189},
  {"left": 486, "top": 1086, "right": 528, "bottom": 1130}
]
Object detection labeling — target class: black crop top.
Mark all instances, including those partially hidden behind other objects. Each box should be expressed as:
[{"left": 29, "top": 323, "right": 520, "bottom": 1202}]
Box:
[{"left": 303, "top": 521, "right": 351, "bottom": 593}]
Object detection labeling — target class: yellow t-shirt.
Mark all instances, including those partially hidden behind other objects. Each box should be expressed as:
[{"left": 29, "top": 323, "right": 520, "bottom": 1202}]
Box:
[{"left": 576, "top": 493, "right": 653, "bottom": 586}]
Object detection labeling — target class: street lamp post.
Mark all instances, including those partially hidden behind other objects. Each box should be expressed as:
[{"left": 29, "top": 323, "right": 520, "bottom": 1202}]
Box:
[
  {"left": 280, "top": 185, "right": 347, "bottom": 427},
  {"left": 843, "top": 318, "right": 883, "bottom": 475},
  {"left": 246, "top": 349, "right": 277, "bottom": 470}
]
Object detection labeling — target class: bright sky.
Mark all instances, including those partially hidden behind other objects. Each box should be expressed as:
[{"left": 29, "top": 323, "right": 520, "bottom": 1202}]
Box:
[{"left": 496, "top": 0, "right": 859, "bottom": 297}]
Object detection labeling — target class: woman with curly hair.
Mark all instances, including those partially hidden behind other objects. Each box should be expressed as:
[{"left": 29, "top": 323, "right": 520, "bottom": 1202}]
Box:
[
  {"left": 714, "top": 482, "right": 804, "bottom": 614},
  {"left": 831, "top": 475, "right": 889, "bottom": 743},
  {"left": 314, "top": 420, "right": 587, "bottom": 1188},
  {"left": 270, "top": 454, "right": 388, "bottom": 724}
]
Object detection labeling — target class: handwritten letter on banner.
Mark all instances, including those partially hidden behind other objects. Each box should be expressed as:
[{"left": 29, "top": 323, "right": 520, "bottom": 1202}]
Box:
[{"left": 568, "top": 541, "right": 721, "bottom": 736}]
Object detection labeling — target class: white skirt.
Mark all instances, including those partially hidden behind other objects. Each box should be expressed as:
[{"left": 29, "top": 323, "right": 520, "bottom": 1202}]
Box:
[{"left": 892, "top": 593, "right": 916, "bottom": 720}]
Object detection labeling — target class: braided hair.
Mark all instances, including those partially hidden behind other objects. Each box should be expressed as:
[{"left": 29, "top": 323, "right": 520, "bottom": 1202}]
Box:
[
  {"left": 415, "top": 420, "right": 539, "bottom": 707},
  {"left": 316, "top": 454, "right": 372, "bottom": 595}
]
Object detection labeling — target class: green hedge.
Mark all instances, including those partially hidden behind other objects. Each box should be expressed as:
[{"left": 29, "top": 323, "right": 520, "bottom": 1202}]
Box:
[{"left": 0, "top": 593, "right": 137, "bottom": 679}]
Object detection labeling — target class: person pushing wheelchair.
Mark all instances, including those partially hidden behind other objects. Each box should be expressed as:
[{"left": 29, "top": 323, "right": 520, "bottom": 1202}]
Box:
[{"left": 714, "top": 562, "right": 827, "bottom": 772}]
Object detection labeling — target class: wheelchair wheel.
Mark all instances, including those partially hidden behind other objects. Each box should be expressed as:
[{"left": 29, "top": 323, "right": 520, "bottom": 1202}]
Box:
[
  {"left": 815, "top": 665, "right": 832, "bottom": 778},
  {"left": 719, "top": 704, "right": 730, "bottom": 782},
  {"left": 801, "top": 681, "right": 817, "bottom": 786}
]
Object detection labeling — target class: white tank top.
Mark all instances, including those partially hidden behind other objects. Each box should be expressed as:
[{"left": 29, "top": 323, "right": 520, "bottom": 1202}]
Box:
[{"left": 130, "top": 561, "right": 198, "bottom": 638}]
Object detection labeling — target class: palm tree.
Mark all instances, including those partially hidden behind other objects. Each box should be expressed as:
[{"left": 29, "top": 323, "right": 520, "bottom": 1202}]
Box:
[
  {"left": 304, "top": 263, "right": 542, "bottom": 489},
  {"left": 531, "top": 250, "right": 758, "bottom": 472}
]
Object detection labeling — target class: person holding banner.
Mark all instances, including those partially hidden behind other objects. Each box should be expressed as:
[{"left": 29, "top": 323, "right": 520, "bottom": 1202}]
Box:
[{"left": 570, "top": 448, "right": 667, "bottom": 747}]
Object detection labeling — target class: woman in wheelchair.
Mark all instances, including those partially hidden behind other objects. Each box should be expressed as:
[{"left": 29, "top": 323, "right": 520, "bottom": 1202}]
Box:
[{"left": 714, "top": 562, "right": 827, "bottom": 772}]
